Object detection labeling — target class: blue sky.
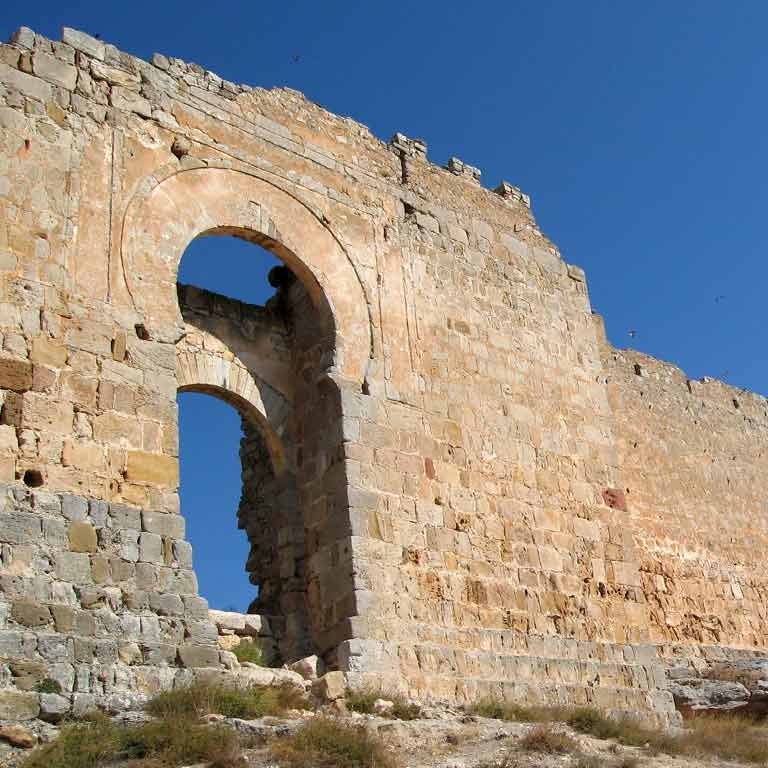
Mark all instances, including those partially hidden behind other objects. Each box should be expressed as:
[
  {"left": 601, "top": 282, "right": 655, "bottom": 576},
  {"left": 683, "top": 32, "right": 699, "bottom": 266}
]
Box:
[{"left": 3, "top": 1, "right": 765, "bottom": 610}]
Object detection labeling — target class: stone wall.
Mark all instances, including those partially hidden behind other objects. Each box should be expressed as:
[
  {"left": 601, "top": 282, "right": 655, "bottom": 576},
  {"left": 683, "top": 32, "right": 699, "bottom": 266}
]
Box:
[
  {"left": 600, "top": 323, "right": 768, "bottom": 652},
  {"left": 0, "top": 22, "right": 765, "bottom": 725}
]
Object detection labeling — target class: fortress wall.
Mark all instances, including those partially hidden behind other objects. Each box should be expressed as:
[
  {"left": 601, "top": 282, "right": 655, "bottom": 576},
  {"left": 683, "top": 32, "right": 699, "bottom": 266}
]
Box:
[
  {"left": 346, "top": 152, "right": 666, "bottom": 710},
  {"left": 601, "top": 333, "right": 768, "bottom": 652},
  {"left": 3, "top": 23, "right": 764, "bottom": 723}
]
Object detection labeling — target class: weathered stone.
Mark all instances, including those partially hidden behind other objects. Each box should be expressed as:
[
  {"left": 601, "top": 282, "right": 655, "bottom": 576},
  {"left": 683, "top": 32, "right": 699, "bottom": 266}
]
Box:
[
  {"left": 178, "top": 645, "right": 220, "bottom": 668},
  {"left": 61, "top": 494, "right": 88, "bottom": 521},
  {"left": 141, "top": 510, "right": 184, "bottom": 538},
  {"left": 0, "top": 357, "right": 32, "bottom": 392},
  {"left": 11, "top": 27, "right": 35, "bottom": 49},
  {"left": 62, "top": 27, "right": 105, "bottom": 60},
  {"left": 669, "top": 677, "right": 750, "bottom": 713},
  {"left": 68, "top": 521, "right": 97, "bottom": 553},
  {"left": 90, "top": 60, "right": 140, "bottom": 87},
  {"left": 126, "top": 452, "right": 178, "bottom": 487},
  {"left": 118, "top": 641, "right": 142, "bottom": 664},
  {"left": 0, "top": 62, "right": 52, "bottom": 100},
  {"left": 312, "top": 670, "right": 346, "bottom": 702},
  {"left": 109, "top": 86, "right": 152, "bottom": 117},
  {"left": 31, "top": 52, "right": 77, "bottom": 90},
  {"left": 289, "top": 654, "right": 322, "bottom": 680},
  {"left": 55, "top": 551, "right": 91, "bottom": 582},
  {"left": 0, "top": 723, "right": 36, "bottom": 748},
  {"left": 11, "top": 601, "right": 51, "bottom": 628},
  {"left": 0, "top": 23, "right": 762, "bottom": 727},
  {"left": 238, "top": 664, "right": 307, "bottom": 691},
  {"left": 209, "top": 609, "right": 245, "bottom": 633},
  {"left": 0, "top": 690, "right": 39, "bottom": 720},
  {"left": 39, "top": 692, "right": 70, "bottom": 722}
]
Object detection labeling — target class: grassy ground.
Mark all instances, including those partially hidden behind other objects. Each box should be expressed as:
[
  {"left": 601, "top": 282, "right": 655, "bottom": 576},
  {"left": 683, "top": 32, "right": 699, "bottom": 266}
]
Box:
[
  {"left": 20, "top": 711, "right": 244, "bottom": 768},
  {"left": 346, "top": 688, "right": 422, "bottom": 720},
  {"left": 270, "top": 717, "right": 394, "bottom": 768},
  {"left": 146, "top": 679, "right": 307, "bottom": 720},
  {"left": 471, "top": 699, "right": 768, "bottom": 765},
  {"left": 20, "top": 683, "right": 768, "bottom": 768}
]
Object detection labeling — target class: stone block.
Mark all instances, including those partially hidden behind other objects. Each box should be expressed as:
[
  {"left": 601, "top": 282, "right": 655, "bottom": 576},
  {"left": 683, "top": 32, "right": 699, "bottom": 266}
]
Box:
[
  {"left": 0, "top": 631, "right": 28, "bottom": 659},
  {"left": 0, "top": 690, "right": 39, "bottom": 720},
  {"left": 91, "top": 60, "right": 140, "bottom": 87},
  {"left": 243, "top": 614, "right": 270, "bottom": 637},
  {"left": 172, "top": 540, "right": 193, "bottom": 568},
  {"left": 110, "top": 86, "right": 152, "bottom": 117},
  {"left": 55, "top": 552, "right": 91, "bottom": 582},
  {"left": 0, "top": 723, "right": 36, "bottom": 748},
  {"left": 109, "top": 502, "right": 142, "bottom": 530},
  {"left": 68, "top": 521, "right": 97, "bottom": 553},
  {"left": 21, "top": 393, "right": 73, "bottom": 434},
  {"left": 61, "top": 494, "right": 88, "bottom": 521},
  {"left": 0, "top": 511, "right": 41, "bottom": 545},
  {"left": 11, "top": 601, "right": 51, "bottom": 628},
  {"left": 312, "top": 670, "right": 347, "bottom": 702},
  {"left": 118, "top": 641, "right": 141, "bottom": 664},
  {"left": 31, "top": 51, "right": 77, "bottom": 90},
  {"left": 209, "top": 609, "right": 245, "bottom": 632},
  {"left": 62, "top": 27, "right": 105, "bottom": 60},
  {"left": 139, "top": 532, "right": 163, "bottom": 563},
  {"left": 148, "top": 592, "right": 183, "bottom": 616},
  {"left": 0, "top": 62, "right": 53, "bottom": 101},
  {"left": 142, "top": 642, "right": 178, "bottom": 665},
  {"left": 290, "top": 654, "right": 323, "bottom": 680},
  {"left": 185, "top": 620, "right": 218, "bottom": 645},
  {"left": 89, "top": 500, "right": 109, "bottom": 527},
  {"left": 141, "top": 510, "right": 185, "bottom": 538},
  {"left": 573, "top": 517, "right": 601, "bottom": 542},
  {"left": 178, "top": 645, "right": 220, "bottom": 668},
  {"left": 39, "top": 692, "right": 70, "bottom": 722},
  {"left": 126, "top": 452, "right": 179, "bottom": 487},
  {"left": 0, "top": 357, "right": 32, "bottom": 392},
  {"left": 11, "top": 27, "right": 35, "bottom": 49}
]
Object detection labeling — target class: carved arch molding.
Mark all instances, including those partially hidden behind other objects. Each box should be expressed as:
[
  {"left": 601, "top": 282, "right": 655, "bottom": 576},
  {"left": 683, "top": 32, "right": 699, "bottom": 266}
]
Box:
[{"left": 120, "top": 166, "right": 372, "bottom": 385}]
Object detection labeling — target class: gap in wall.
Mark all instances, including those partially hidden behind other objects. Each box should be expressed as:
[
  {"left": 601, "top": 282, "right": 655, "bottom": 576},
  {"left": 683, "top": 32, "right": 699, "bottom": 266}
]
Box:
[{"left": 177, "top": 236, "right": 282, "bottom": 612}]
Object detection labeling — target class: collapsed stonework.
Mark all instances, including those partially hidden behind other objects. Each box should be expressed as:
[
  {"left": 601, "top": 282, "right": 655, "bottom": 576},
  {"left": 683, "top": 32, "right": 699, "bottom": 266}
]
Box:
[{"left": 0, "top": 23, "right": 765, "bottom": 726}]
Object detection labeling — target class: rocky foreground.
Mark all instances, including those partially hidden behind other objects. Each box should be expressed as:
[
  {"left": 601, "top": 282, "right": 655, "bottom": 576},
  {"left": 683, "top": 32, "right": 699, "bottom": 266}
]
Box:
[{"left": 1, "top": 655, "right": 768, "bottom": 767}]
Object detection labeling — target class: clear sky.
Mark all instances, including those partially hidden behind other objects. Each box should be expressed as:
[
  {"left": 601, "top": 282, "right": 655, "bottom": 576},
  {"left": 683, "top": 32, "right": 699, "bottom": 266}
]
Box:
[{"left": 2, "top": 1, "right": 765, "bottom": 610}]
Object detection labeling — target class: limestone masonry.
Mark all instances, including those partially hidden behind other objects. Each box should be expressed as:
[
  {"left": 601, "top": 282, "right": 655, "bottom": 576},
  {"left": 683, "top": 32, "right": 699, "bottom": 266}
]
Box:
[{"left": 0, "top": 24, "right": 765, "bottom": 725}]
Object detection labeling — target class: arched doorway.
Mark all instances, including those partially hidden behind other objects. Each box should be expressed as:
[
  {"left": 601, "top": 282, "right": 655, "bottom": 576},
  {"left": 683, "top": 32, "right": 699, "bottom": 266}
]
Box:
[
  {"left": 175, "top": 234, "right": 327, "bottom": 662},
  {"left": 123, "top": 167, "right": 371, "bottom": 666}
]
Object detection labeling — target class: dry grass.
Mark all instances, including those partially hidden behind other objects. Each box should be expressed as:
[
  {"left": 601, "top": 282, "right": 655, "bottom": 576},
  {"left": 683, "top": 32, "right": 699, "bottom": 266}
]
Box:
[
  {"left": 519, "top": 724, "right": 579, "bottom": 754},
  {"left": 232, "top": 642, "right": 265, "bottom": 665},
  {"left": 20, "top": 711, "right": 244, "bottom": 768},
  {"left": 473, "top": 696, "right": 768, "bottom": 765},
  {"left": 674, "top": 713, "right": 768, "bottom": 764},
  {"left": 574, "top": 757, "right": 639, "bottom": 768},
  {"left": 146, "top": 679, "right": 307, "bottom": 719},
  {"left": 346, "top": 687, "right": 422, "bottom": 720},
  {"left": 470, "top": 698, "right": 561, "bottom": 723},
  {"left": 270, "top": 716, "right": 393, "bottom": 768},
  {"left": 564, "top": 707, "right": 677, "bottom": 753}
]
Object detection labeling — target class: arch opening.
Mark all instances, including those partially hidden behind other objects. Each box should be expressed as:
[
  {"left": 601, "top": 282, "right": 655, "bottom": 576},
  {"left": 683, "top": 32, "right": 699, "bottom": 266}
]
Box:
[{"left": 175, "top": 232, "right": 348, "bottom": 663}]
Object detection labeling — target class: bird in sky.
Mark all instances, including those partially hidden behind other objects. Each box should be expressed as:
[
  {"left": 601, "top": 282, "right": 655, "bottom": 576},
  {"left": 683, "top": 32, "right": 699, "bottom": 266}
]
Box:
[
  {"left": 715, "top": 295, "right": 726, "bottom": 303},
  {"left": 628, "top": 329, "right": 637, "bottom": 338},
  {"left": 292, "top": 53, "right": 301, "bottom": 63}
]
